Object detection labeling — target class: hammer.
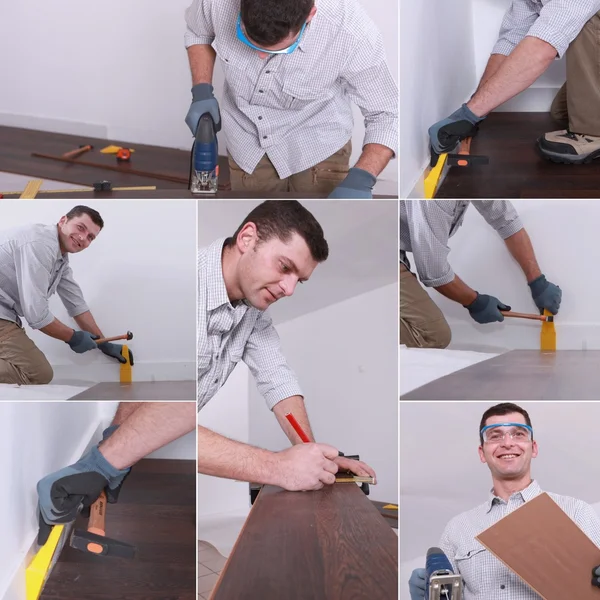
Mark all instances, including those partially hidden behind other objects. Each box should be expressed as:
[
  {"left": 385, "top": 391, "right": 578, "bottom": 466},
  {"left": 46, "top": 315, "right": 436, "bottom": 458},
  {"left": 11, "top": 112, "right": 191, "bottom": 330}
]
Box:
[
  {"left": 70, "top": 490, "right": 136, "bottom": 558},
  {"left": 62, "top": 144, "right": 93, "bottom": 159},
  {"left": 95, "top": 331, "right": 133, "bottom": 345},
  {"left": 501, "top": 311, "right": 554, "bottom": 322}
]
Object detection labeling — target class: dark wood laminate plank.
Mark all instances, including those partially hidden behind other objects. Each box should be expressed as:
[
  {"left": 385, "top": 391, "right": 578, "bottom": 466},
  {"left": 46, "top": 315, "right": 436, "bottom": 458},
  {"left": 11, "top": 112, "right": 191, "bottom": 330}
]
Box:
[
  {"left": 211, "top": 483, "right": 398, "bottom": 600},
  {"left": 436, "top": 113, "right": 600, "bottom": 199},
  {"left": 401, "top": 350, "right": 600, "bottom": 400},
  {"left": 69, "top": 381, "right": 195, "bottom": 400}
]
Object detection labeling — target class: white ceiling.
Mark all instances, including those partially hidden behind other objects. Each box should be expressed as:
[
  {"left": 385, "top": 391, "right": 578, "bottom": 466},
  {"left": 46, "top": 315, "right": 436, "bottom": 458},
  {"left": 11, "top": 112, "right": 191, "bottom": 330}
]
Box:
[
  {"left": 400, "top": 401, "right": 600, "bottom": 561},
  {"left": 198, "top": 200, "right": 399, "bottom": 324}
]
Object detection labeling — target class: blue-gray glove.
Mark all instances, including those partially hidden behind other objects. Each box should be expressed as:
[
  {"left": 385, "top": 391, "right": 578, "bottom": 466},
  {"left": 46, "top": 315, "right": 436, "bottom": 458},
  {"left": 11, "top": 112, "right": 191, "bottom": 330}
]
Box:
[
  {"left": 328, "top": 167, "right": 376, "bottom": 199},
  {"left": 428, "top": 103, "right": 485, "bottom": 156},
  {"left": 592, "top": 565, "right": 600, "bottom": 587},
  {"left": 465, "top": 293, "right": 511, "bottom": 324},
  {"left": 409, "top": 568, "right": 426, "bottom": 600},
  {"left": 185, "top": 83, "right": 221, "bottom": 135},
  {"left": 97, "top": 341, "right": 128, "bottom": 364},
  {"left": 67, "top": 330, "right": 98, "bottom": 353},
  {"left": 528, "top": 274, "right": 561, "bottom": 315},
  {"left": 36, "top": 445, "right": 129, "bottom": 544}
]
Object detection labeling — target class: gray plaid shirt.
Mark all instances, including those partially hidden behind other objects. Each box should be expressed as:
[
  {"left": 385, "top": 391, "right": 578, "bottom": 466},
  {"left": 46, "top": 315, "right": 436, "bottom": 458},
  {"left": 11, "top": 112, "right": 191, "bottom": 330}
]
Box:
[
  {"left": 184, "top": 0, "right": 398, "bottom": 179},
  {"left": 399, "top": 200, "right": 523, "bottom": 287},
  {"left": 0, "top": 224, "right": 88, "bottom": 329},
  {"left": 493, "top": 0, "right": 600, "bottom": 58},
  {"left": 198, "top": 237, "right": 303, "bottom": 410},
  {"left": 439, "top": 480, "right": 600, "bottom": 599}
]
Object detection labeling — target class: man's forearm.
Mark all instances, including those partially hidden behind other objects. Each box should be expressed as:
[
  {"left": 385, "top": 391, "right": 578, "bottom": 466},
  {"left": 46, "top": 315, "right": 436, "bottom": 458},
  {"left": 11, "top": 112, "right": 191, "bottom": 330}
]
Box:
[
  {"left": 476, "top": 54, "right": 507, "bottom": 93},
  {"left": 272, "top": 395, "right": 315, "bottom": 444},
  {"left": 99, "top": 402, "right": 196, "bottom": 469},
  {"left": 354, "top": 143, "right": 394, "bottom": 178},
  {"left": 467, "top": 36, "right": 557, "bottom": 117},
  {"left": 39, "top": 318, "right": 76, "bottom": 342},
  {"left": 435, "top": 275, "right": 478, "bottom": 306},
  {"left": 503, "top": 228, "right": 542, "bottom": 283},
  {"left": 187, "top": 44, "right": 216, "bottom": 86},
  {"left": 73, "top": 311, "right": 103, "bottom": 338}
]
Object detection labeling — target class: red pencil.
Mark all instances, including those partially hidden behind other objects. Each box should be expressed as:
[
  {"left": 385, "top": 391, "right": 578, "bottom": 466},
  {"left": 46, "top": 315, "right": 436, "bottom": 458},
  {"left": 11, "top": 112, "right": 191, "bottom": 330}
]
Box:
[{"left": 285, "top": 412, "right": 310, "bottom": 443}]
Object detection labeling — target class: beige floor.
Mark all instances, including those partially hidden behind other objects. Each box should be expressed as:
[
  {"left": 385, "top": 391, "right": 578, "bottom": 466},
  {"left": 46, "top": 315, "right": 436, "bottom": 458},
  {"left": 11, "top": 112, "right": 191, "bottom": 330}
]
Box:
[{"left": 198, "top": 541, "right": 227, "bottom": 599}]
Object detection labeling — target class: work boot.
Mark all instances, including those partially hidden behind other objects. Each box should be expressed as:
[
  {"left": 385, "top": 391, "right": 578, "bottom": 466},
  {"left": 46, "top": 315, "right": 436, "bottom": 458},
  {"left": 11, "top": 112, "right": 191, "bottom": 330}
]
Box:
[
  {"left": 538, "top": 129, "right": 600, "bottom": 164},
  {"left": 550, "top": 83, "right": 568, "bottom": 127}
]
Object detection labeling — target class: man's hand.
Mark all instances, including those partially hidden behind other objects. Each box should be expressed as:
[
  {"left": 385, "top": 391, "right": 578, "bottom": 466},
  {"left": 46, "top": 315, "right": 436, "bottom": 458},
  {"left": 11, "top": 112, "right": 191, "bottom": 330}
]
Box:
[
  {"left": 328, "top": 167, "right": 376, "bottom": 199},
  {"left": 36, "top": 446, "right": 129, "bottom": 545},
  {"left": 464, "top": 293, "right": 511, "bottom": 324},
  {"left": 273, "top": 443, "right": 339, "bottom": 491},
  {"left": 528, "top": 274, "right": 561, "bottom": 315},
  {"left": 409, "top": 567, "right": 426, "bottom": 600},
  {"left": 97, "top": 341, "right": 128, "bottom": 364},
  {"left": 428, "top": 104, "right": 485, "bottom": 156},
  {"left": 66, "top": 330, "right": 98, "bottom": 354},
  {"left": 185, "top": 83, "right": 221, "bottom": 136},
  {"left": 334, "top": 456, "right": 377, "bottom": 482}
]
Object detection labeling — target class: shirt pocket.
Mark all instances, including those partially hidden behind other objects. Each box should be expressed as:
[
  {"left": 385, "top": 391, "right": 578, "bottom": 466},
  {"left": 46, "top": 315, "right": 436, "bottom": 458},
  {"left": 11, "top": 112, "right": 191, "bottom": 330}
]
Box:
[
  {"left": 212, "top": 40, "right": 253, "bottom": 98},
  {"left": 280, "top": 80, "right": 331, "bottom": 110},
  {"left": 454, "top": 545, "right": 487, "bottom": 591}
]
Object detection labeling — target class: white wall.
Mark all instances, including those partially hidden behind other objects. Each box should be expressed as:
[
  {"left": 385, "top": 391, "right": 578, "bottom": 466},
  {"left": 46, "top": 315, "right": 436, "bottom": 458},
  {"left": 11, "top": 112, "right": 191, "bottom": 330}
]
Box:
[
  {"left": 249, "top": 284, "right": 398, "bottom": 503},
  {"left": 1, "top": 402, "right": 102, "bottom": 600},
  {"left": 400, "top": 0, "right": 476, "bottom": 197},
  {"left": 415, "top": 201, "right": 600, "bottom": 351},
  {"left": 0, "top": 201, "right": 196, "bottom": 382}
]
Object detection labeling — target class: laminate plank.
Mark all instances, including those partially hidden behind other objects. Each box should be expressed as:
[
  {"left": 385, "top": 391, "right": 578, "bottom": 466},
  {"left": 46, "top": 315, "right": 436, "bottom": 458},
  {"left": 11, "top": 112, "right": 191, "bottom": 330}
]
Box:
[
  {"left": 401, "top": 349, "right": 600, "bottom": 400},
  {"left": 211, "top": 483, "right": 398, "bottom": 600},
  {"left": 436, "top": 113, "right": 600, "bottom": 199},
  {"left": 69, "top": 381, "right": 195, "bottom": 400},
  {"left": 41, "top": 459, "right": 196, "bottom": 600}
]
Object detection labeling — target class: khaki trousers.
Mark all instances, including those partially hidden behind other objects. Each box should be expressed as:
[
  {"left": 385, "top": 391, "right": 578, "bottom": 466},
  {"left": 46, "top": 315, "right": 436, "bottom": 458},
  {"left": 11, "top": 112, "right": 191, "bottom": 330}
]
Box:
[
  {"left": 228, "top": 140, "right": 351, "bottom": 195},
  {"left": 0, "top": 319, "right": 53, "bottom": 385},
  {"left": 550, "top": 11, "right": 600, "bottom": 135},
  {"left": 399, "top": 264, "right": 452, "bottom": 349}
]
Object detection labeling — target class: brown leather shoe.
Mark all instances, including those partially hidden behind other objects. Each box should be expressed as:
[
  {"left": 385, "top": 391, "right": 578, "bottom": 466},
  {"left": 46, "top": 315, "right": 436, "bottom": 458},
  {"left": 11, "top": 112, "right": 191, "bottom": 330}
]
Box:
[{"left": 538, "top": 129, "right": 600, "bottom": 164}]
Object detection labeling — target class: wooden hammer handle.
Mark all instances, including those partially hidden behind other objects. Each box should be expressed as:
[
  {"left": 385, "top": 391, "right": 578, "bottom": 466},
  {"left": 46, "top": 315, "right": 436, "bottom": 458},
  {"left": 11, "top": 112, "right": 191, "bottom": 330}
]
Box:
[
  {"left": 62, "top": 145, "right": 93, "bottom": 159},
  {"left": 501, "top": 311, "right": 547, "bottom": 322},
  {"left": 95, "top": 331, "right": 132, "bottom": 344}
]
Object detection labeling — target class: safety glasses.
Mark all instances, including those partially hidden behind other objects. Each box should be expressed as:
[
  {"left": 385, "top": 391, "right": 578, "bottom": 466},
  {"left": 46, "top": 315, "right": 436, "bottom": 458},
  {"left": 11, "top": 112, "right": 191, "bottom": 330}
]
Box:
[
  {"left": 480, "top": 423, "right": 533, "bottom": 444},
  {"left": 236, "top": 13, "right": 307, "bottom": 55}
]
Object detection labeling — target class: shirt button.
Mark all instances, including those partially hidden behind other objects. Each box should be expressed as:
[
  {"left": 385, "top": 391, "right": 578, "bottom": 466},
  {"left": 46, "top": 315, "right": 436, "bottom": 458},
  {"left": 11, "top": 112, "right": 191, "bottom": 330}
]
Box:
[
  {"left": 259, "top": 89, "right": 264, "bottom": 93},
  {"left": 258, "top": 116, "right": 263, "bottom": 120},
  {"left": 263, "top": 135, "right": 268, "bottom": 139},
  {"left": 265, "top": 70, "right": 271, "bottom": 74},
  {"left": 214, "top": 378, "right": 218, "bottom": 384},
  {"left": 500, "top": 585, "right": 506, "bottom": 590}
]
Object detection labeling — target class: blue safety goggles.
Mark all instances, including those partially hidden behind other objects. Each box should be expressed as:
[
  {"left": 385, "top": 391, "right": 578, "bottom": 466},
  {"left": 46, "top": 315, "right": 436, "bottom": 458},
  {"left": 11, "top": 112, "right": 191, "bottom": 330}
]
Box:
[
  {"left": 236, "top": 13, "right": 307, "bottom": 55},
  {"left": 480, "top": 423, "right": 533, "bottom": 443}
]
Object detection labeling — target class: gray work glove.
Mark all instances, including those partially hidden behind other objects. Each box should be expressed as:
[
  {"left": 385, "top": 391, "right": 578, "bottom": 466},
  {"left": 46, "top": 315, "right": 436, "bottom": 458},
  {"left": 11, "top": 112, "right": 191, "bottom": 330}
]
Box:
[
  {"left": 409, "top": 567, "right": 426, "bottom": 600},
  {"left": 528, "top": 274, "right": 561, "bottom": 315},
  {"left": 185, "top": 83, "right": 221, "bottom": 135},
  {"left": 592, "top": 565, "right": 600, "bottom": 587},
  {"left": 36, "top": 445, "right": 129, "bottom": 545},
  {"left": 464, "top": 293, "right": 511, "bottom": 324},
  {"left": 328, "top": 167, "right": 376, "bottom": 199},
  {"left": 428, "top": 103, "right": 485, "bottom": 156},
  {"left": 67, "top": 330, "right": 98, "bottom": 353},
  {"left": 97, "top": 341, "right": 128, "bottom": 364}
]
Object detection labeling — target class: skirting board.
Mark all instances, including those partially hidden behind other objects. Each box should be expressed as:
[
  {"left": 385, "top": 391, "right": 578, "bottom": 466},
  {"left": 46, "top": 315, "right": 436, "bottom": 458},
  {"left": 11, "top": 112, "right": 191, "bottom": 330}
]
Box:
[{"left": 0, "top": 113, "right": 108, "bottom": 140}]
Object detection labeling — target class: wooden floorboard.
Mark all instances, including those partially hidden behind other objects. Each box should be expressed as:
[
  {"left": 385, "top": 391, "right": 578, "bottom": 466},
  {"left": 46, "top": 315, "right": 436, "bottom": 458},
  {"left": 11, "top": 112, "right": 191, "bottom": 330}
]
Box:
[
  {"left": 211, "top": 483, "right": 398, "bottom": 600},
  {"left": 41, "top": 458, "right": 196, "bottom": 600},
  {"left": 436, "top": 112, "right": 600, "bottom": 199},
  {"left": 69, "top": 381, "right": 195, "bottom": 400},
  {"left": 401, "top": 349, "right": 600, "bottom": 400}
]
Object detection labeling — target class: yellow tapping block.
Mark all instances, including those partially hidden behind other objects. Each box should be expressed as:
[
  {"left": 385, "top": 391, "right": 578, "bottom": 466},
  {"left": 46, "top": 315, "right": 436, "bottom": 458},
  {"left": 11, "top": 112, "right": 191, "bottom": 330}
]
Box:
[
  {"left": 100, "top": 145, "right": 135, "bottom": 154},
  {"left": 25, "top": 524, "right": 64, "bottom": 600},
  {"left": 541, "top": 308, "right": 556, "bottom": 351},
  {"left": 382, "top": 504, "right": 398, "bottom": 511},
  {"left": 120, "top": 344, "right": 132, "bottom": 383},
  {"left": 20, "top": 180, "right": 43, "bottom": 199},
  {"left": 423, "top": 154, "right": 447, "bottom": 199}
]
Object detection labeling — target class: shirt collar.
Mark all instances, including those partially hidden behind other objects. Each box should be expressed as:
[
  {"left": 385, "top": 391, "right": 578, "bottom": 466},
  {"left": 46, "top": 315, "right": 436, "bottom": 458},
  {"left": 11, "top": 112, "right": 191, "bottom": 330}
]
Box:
[
  {"left": 486, "top": 479, "right": 543, "bottom": 512},
  {"left": 50, "top": 224, "right": 67, "bottom": 262}
]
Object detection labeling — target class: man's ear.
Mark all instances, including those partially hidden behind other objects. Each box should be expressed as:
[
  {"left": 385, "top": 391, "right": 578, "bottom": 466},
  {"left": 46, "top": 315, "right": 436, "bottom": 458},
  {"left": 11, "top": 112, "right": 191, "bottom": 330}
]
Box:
[
  {"left": 58, "top": 215, "right": 68, "bottom": 227},
  {"left": 237, "top": 222, "right": 257, "bottom": 253},
  {"left": 307, "top": 5, "right": 317, "bottom": 22}
]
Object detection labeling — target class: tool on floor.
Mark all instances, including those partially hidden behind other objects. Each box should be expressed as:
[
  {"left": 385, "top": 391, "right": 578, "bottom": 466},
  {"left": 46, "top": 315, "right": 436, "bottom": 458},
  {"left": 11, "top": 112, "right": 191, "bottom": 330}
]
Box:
[
  {"left": 424, "top": 137, "right": 489, "bottom": 198},
  {"left": 20, "top": 179, "right": 43, "bottom": 199},
  {"left": 541, "top": 308, "right": 556, "bottom": 351},
  {"left": 116, "top": 148, "right": 132, "bottom": 162},
  {"left": 62, "top": 144, "right": 93, "bottom": 159},
  {"left": 100, "top": 145, "right": 135, "bottom": 156},
  {"left": 120, "top": 344, "right": 133, "bottom": 383},
  {"left": 95, "top": 330, "right": 133, "bottom": 345},
  {"left": 382, "top": 504, "right": 398, "bottom": 510},
  {"left": 70, "top": 490, "right": 136, "bottom": 558},
  {"left": 501, "top": 311, "right": 554, "bottom": 322},
  {"left": 190, "top": 113, "right": 219, "bottom": 194}
]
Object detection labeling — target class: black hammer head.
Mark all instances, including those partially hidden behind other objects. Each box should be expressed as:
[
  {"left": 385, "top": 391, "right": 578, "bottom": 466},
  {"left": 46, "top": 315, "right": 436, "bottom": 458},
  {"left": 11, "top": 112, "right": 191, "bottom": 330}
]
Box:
[{"left": 70, "top": 529, "right": 136, "bottom": 559}]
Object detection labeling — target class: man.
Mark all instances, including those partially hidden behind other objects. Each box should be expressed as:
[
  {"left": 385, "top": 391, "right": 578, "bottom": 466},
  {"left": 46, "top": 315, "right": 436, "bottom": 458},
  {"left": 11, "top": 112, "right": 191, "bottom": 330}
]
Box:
[
  {"left": 184, "top": 0, "right": 397, "bottom": 198},
  {"left": 36, "top": 402, "right": 196, "bottom": 543},
  {"left": 198, "top": 200, "right": 376, "bottom": 491},
  {"left": 0, "top": 206, "right": 127, "bottom": 385},
  {"left": 400, "top": 200, "right": 561, "bottom": 349},
  {"left": 429, "top": 2, "right": 600, "bottom": 164},
  {"left": 409, "top": 402, "right": 600, "bottom": 599}
]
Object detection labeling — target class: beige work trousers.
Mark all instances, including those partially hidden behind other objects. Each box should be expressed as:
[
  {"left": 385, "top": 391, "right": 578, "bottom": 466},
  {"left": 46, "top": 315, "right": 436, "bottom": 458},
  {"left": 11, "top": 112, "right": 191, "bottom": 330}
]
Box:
[
  {"left": 399, "top": 264, "right": 452, "bottom": 349},
  {"left": 0, "top": 319, "right": 54, "bottom": 385},
  {"left": 550, "top": 11, "right": 600, "bottom": 135},
  {"left": 228, "top": 140, "right": 351, "bottom": 195}
]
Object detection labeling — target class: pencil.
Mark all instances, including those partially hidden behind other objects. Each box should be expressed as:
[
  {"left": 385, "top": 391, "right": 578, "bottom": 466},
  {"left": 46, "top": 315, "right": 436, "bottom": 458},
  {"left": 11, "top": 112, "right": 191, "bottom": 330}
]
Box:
[{"left": 285, "top": 412, "right": 310, "bottom": 443}]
